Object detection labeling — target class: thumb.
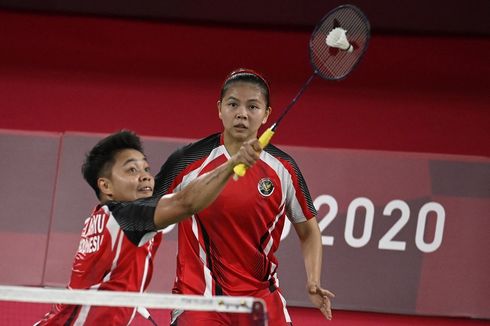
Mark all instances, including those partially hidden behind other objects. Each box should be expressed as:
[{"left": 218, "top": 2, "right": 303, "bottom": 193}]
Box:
[{"left": 308, "top": 283, "right": 319, "bottom": 294}]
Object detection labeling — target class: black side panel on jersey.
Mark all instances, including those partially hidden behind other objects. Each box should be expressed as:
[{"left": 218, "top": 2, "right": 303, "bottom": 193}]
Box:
[
  {"left": 107, "top": 197, "right": 158, "bottom": 245},
  {"left": 154, "top": 133, "right": 221, "bottom": 198},
  {"left": 263, "top": 143, "right": 317, "bottom": 216}
]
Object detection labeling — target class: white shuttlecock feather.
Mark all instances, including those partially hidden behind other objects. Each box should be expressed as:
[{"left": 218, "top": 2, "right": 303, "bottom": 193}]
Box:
[{"left": 326, "top": 27, "right": 353, "bottom": 52}]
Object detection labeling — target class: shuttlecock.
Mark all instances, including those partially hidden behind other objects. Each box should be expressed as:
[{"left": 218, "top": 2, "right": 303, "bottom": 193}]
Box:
[{"left": 326, "top": 27, "right": 353, "bottom": 52}]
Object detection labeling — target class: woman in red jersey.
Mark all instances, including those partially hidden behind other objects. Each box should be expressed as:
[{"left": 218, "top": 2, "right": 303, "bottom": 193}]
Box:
[{"left": 155, "top": 69, "right": 335, "bottom": 326}]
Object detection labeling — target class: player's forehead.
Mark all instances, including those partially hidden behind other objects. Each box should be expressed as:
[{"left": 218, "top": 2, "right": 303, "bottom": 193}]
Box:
[
  {"left": 222, "top": 81, "right": 266, "bottom": 102},
  {"left": 113, "top": 149, "right": 147, "bottom": 167}
]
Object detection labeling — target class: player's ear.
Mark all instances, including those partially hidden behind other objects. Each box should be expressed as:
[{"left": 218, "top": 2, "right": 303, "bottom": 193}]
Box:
[
  {"left": 98, "top": 177, "right": 113, "bottom": 198},
  {"left": 262, "top": 106, "right": 272, "bottom": 124},
  {"left": 217, "top": 100, "right": 223, "bottom": 120}
]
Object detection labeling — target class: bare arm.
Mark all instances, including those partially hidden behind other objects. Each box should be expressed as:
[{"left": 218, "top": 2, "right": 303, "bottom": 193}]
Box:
[
  {"left": 153, "top": 139, "right": 261, "bottom": 229},
  {"left": 293, "top": 218, "right": 335, "bottom": 320}
]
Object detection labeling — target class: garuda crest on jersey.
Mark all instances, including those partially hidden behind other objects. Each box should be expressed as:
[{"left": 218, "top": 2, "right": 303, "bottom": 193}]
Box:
[{"left": 257, "top": 178, "right": 274, "bottom": 197}]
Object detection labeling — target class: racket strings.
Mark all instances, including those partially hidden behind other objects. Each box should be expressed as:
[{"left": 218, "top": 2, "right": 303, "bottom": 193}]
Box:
[
  {"left": 310, "top": 6, "right": 370, "bottom": 80},
  {"left": 259, "top": 5, "right": 370, "bottom": 137}
]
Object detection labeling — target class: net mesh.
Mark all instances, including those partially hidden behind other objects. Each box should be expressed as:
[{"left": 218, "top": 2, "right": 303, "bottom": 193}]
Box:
[
  {"left": 0, "top": 285, "right": 267, "bottom": 325},
  {"left": 310, "top": 4, "right": 370, "bottom": 80}
]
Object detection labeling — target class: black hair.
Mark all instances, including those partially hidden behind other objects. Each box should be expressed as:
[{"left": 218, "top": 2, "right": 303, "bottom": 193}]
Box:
[
  {"left": 220, "top": 68, "right": 271, "bottom": 108},
  {"left": 82, "top": 130, "right": 144, "bottom": 199}
]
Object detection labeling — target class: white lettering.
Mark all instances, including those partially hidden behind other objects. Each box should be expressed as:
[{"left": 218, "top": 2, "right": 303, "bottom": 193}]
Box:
[
  {"left": 82, "top": 214, "right": 106, "bottom": 237},
  {"left": 310, "top": 194, "right": 445, "bottom": 253},
  {"left": 78, "top": 235, "right": 104, "bottom": 254}
]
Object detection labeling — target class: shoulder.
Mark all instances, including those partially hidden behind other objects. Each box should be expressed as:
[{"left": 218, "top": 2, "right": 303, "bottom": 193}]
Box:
[
  {"left": 263, "top": 143, "right": 311, "bottom": 193},
  {"left": 264, "top": 144, "right": 317, "bottom": 218},
  {"left": 105, "top": 198, "right": 158, "bottom": 226},
  {"left": 264, "top": 143, "right": 294, "bottom": 161},
  {"left": 181, "top": 132, "right": 220, "bottom": 157},
  {"left": 263, "top": 143, "right": 301, "bottom": 172},
  {"left": 162, "top": 133, "right": 220, "bottom": 169},
  {"left": 155, "top": 133, "right": 221, "bottom": 195},
  {"left": 105, "top": 198, "right": 158, "bottom": 245}
]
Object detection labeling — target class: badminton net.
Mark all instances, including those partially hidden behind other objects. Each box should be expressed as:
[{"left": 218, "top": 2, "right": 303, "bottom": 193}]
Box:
[{"left": 0, "top": 285, "right": 267, "bottom": 325}]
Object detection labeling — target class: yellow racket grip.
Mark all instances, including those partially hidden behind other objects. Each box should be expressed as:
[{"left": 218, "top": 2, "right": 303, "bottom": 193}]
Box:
[{"left": 233, "top": 127, "right": 275, "bottom": 179}]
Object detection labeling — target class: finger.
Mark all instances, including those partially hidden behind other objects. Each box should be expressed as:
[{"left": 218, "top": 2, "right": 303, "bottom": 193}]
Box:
[
  {"left": 324, "top": 298, "right": 333, "bottom": 320},
  {"left": 242, "top": 150, "right": 259, "bottom": 166},
  {"left": 245, "top": 144, "right": 257, "bottom": 156},
  {"left": 245, "top": 145, "right": 260, "bottom": 161},
  {"left": 247, "top": 141, "right": 261, "bottom": 155},
  {"left": 320, "top": 303, "right": 332, "bottom": 320},
  {"left": 312, "top": 285, "right": 335, "bottom": 299},
  {"left": 307, "top": 283, "right": 319, "bottom": 294},
  {"left": 251, "top": 140, "right": 262, "bottom": 152},
  {"left": 318, "top": 288, "right": 335, "bottom": 299},
  {"left": 239, "top": 155, "right": 254, "bottom": 167}
]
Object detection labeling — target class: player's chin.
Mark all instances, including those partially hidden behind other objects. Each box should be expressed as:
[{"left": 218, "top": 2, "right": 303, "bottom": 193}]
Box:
[
  {"left": 231, "top": 129, "right": 254, "bottom": 142},
  {"left": 136, "top": 190, "right": 153, "bottom": 199}
]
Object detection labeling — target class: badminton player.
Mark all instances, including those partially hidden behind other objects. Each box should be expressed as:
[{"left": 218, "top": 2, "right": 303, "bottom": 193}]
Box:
[
  {"left": 35, "top": 130, "right": 262, "bottom": 325},
  {"left": 154, "top": 69, "right": 335, "bottom": 325}
]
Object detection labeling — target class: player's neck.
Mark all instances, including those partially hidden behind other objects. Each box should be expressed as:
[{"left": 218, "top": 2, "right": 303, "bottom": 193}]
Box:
[
  {"left": 222, "top": 133, "right": 253, "bottom": 156},
  {"left": 223, "top": 140, "right": 241, "bottom": 156}
]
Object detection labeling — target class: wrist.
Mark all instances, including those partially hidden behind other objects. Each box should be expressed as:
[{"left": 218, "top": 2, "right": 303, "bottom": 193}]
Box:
[
  {"left": 307, "top": 280, "right": 320, "bottom": 288},
  {"left": 226, "top": 157, "right": 236, "bottom": 170}
]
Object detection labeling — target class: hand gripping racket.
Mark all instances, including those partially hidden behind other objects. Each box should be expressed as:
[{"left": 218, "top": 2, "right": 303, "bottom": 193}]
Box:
[{"left": 233, "top": 4, "right": 371, "bottom": 179}]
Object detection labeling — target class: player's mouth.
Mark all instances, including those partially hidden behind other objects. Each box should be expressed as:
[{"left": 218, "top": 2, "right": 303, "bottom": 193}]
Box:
[
  {"left": 138, "top": 186, "right": 153, "bottom": 193},
  {"left": 233, "top": 123, "right": 248, "bottom": 130}
]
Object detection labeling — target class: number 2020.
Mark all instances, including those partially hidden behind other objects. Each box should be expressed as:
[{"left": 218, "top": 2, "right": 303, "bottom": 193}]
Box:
[{"left": 314, "top": 195, "right": 445, "bottom": 253}]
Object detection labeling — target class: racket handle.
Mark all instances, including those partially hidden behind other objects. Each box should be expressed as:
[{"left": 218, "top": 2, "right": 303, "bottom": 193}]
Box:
[{"left": 233, "top": 127, "right": 275, "bottom": 180}]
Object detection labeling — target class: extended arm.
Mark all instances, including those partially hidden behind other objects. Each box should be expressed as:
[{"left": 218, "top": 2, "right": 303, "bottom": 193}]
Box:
[
  {"left": 153, "top": 139, "right": 261, "bottom": 229},
  {"left": 293, "top": 218, "right": 335, "bottom": 320}
]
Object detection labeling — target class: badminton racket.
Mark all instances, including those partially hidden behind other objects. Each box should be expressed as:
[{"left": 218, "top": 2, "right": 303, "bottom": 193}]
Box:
[{"left": 233, "top": 4, "right": 371, "bottom": 179}]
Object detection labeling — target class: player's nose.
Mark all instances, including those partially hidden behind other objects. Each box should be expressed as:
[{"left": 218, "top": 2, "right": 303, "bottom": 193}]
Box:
[
  {"left": 236, "top": 105, "right": 248, "bottom": 119},
  {"left": 140, "top": 172, "right": 153, "bottom": 181}
]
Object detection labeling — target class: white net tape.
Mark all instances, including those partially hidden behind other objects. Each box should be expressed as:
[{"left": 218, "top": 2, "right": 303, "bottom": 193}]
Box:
[{"left": 0, "top": 285, "right": 264, "bottom": 314}]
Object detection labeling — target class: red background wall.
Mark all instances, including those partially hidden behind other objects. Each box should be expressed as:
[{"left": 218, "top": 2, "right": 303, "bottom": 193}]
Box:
[{"left": 0, "top": 10, "right": 488, "bottom": 157}]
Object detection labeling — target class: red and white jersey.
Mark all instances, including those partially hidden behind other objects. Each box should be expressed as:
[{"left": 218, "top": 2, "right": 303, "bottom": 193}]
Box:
[
  {"left": 154, "top": 133, "right": 316, "bottom": 298},
  {"left": 36, "top": 200, "right": 162, "bottom": 325}
]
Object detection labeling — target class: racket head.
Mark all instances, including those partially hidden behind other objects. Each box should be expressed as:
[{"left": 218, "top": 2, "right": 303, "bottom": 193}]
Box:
[{"left": 309, "top": 4, "right": 371, "bottom": 80}]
